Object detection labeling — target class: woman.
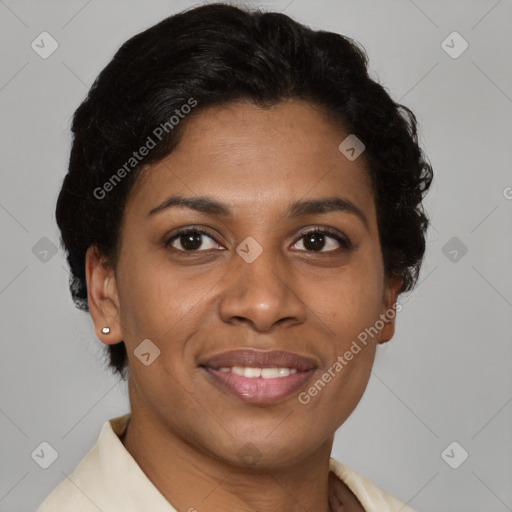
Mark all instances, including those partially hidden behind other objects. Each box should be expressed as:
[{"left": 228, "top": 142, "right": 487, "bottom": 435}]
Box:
[{"left": 37, "top": 3, "right": 432, "bottom": 511}]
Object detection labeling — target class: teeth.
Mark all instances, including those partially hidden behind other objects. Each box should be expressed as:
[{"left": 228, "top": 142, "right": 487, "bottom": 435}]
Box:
[
  {"left": 244, "top": 367, "right": 262, "bottom": 378},
  {"left": 219, "top": 367, "right": 298, "bottom": 378},
  {"left": 261, "top": 368, "right": 280, "bottom": 378}
]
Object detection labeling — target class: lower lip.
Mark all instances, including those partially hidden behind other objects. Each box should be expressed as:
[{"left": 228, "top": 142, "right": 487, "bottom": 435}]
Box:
[{"left": 202, "top": 367, "right": 314, "bottom": 404}]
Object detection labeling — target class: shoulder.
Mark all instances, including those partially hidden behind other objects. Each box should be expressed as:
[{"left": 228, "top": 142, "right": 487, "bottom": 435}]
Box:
[
  {"left": 329, "top": 457, "right": 416, "bottom": 512},
  {"left": 36, "top": 479, "right": 100, "bottom": 512},
  {"left": 36, "top": 444, "right": 105, "bottom": 512},
  {"left": 36, "top": 414, "right": 131, "bottom": 512}
]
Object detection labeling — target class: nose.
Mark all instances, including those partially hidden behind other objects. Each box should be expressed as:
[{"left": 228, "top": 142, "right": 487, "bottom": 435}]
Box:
[{"left": 217, "top": 246, "right": 307, "bottom": 332}]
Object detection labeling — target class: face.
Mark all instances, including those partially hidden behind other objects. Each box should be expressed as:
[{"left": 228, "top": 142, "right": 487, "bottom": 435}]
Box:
[{"left": 87, "top": 99, "right": 401, "bottom": 468}]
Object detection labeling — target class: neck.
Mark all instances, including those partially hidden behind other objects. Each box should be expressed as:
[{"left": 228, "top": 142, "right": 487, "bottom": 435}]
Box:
[{"left": 122, "top": 407, "right": 336, "bottom": 512}]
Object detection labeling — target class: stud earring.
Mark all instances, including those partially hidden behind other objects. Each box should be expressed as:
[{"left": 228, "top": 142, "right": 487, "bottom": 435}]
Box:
[{"left": 101, "top": 327, "right": 111, "bottom": 334}]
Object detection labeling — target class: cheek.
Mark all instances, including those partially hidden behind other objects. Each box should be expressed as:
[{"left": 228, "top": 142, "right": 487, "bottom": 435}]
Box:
[
  {"left": 310, "top": 254, "right": 384, "bottom": 338},
  {"left": 116, "top": 252, "right": 206, "bottom": 342},
  {"left": 299, "top": 335, "right": 376, "bottom": 431}
]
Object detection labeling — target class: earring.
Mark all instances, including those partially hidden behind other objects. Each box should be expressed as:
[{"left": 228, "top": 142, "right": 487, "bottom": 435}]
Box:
[{"left": 101, "top": 327, "right": 111, "bottom": 334}]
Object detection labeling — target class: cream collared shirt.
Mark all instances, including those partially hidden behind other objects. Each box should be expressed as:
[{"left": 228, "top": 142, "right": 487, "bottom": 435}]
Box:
[{"left": 37, "top": 414, "right": 414, "bottom": 512}]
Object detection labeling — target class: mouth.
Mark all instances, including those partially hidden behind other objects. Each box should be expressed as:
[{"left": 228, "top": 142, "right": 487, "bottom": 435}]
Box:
[{"left": 199, "top": 349, "right": 317, "bottom": 404}]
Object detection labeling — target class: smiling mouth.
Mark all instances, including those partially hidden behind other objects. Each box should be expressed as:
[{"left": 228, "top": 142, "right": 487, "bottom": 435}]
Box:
[
  {"left": 199, "top": 349, "right": 317, "bottom": 404},
  {"left": 217, "top": 366, "right": 298, "bottom": 378}
]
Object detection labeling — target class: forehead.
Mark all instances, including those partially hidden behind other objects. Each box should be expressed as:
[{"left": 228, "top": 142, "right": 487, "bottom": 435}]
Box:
[{"left": 127, "top": 99, "right": 375, "bottom": 222}]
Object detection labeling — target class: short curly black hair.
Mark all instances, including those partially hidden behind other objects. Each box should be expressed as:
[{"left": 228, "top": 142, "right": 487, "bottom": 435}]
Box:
[{"left": 56, "top": 2, "right": 433, "bottom": 380}]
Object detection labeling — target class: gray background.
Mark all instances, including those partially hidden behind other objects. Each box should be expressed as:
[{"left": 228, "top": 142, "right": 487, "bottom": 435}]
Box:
[{"left": 1, "top": 1, "right": 511, "bottom": 511}]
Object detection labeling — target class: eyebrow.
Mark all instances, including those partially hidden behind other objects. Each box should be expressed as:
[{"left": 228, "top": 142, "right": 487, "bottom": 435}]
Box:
[{"left": 148, "top": 194, "right": 369, "bottom": 231}]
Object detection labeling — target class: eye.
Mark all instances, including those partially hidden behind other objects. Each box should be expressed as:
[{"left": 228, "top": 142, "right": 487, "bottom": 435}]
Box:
[
  {"left": 291, "top": 228, "right": 351, "bottom": 253},
  {"left": 164, "top": 226, "right": 351, "bottom": 254},
  {"left": 165, "top": 228, "right": 222, "bottom": 252}
]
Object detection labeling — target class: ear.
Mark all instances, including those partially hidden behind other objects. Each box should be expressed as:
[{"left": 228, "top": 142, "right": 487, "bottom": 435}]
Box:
[
  {"left": 85, "top": 245, "right": 122, "bottom": 345},
  {"left": 377, "top": 274, "right": 402, "bottom": 345}
]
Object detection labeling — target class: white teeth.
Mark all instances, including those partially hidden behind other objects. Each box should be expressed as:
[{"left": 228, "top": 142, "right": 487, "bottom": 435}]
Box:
[
  {"left": 218, "top": 367, "right": 298, "bottom": 378},
  {"left": 244, "top": 367, "right": 262, "bottom": 378},
  {"left": 261, "top": 367, "right": 280, "bottom": 379}
]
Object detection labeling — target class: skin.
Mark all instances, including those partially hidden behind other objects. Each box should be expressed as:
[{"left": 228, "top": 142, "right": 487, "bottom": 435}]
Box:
[{"left": 86, "top": 99, "right": 402, "bottom": 512}]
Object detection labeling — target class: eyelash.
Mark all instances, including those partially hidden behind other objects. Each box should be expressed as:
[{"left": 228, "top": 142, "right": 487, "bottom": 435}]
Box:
[{"left": 164, "top": 226, "right": 352, "bottom": 254}]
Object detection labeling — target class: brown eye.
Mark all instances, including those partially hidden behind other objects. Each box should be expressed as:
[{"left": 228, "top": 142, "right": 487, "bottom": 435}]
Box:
[
  {"left": 292, "top": 228, "right": 351, "bottom": 253},
  {"left": 165, "top": 228, "right": 221, "bottom": 252}
]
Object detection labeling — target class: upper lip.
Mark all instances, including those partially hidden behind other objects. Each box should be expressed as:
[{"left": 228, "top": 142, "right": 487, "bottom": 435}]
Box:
[{"left": 200, "top": 349, "right": 317, "bottom": 372}]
